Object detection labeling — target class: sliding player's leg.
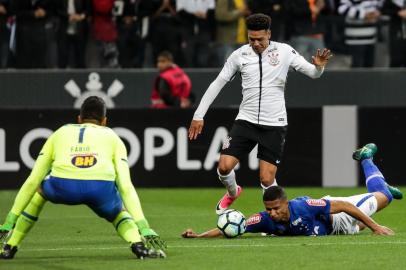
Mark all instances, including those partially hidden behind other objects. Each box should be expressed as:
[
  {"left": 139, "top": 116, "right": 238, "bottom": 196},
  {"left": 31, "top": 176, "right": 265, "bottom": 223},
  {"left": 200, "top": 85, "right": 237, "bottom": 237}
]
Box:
[
  {"left": 329, "top": 143, "right": 399, "bottom": 235},
  {"left": 1, "top": 192, "right": 47, "bottom": 259},
  {"left": 361, "top": 158, "right": 392, "bottom": 210},
  {"left": 353, "top": 143, "right": 403, "bottom": 211},
  {"left": 353, "top": 143, "right": 402, "bottom": 201}
]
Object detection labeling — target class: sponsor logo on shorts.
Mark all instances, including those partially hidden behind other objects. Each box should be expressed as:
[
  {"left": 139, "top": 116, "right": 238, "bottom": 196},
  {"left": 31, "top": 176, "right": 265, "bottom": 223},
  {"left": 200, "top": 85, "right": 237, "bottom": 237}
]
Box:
[
  {"left": 306, "top": 199, "right": 327, "bottom": 207},
  {"left": 71, "top": 155, "right": 97, "bottom": 168},
  {"left": 247, "top": 214, "right": 262, "bottom": 225},
  {"left": 222, "top": 136, "right": 232, "bottom": 150}
]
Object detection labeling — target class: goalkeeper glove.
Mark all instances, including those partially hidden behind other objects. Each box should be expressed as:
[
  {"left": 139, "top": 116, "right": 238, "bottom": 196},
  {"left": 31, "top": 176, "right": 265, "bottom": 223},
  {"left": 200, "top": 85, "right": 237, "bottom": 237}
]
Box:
[
  {"left": 0, "top": 212, "right": 18, "bottom": 242},
  {"left": 136, "top": 219, "right": 167, "bottom": 251}
]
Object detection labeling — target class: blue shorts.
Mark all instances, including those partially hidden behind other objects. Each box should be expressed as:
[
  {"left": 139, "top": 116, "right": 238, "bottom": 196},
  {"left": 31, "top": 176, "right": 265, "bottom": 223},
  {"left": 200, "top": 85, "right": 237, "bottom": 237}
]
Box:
[{"left": 41, "top": 176, "right": 123, "bottom": 222}]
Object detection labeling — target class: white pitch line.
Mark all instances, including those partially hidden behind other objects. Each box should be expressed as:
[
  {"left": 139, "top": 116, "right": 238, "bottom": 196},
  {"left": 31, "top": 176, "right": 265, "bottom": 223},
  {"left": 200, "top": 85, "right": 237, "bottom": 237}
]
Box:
[
  {"left": 21, "top": 241, "right": 406, "bottom": 252},
  {"left": 39, "top": 213, "right": 213, "bottom": 220}
]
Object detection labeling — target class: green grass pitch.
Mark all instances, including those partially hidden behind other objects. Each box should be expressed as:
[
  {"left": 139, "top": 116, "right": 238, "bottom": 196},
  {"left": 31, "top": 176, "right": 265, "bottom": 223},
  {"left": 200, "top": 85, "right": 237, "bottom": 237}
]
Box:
[{"left": 1, "top": 187, "right": 405, "bottom": 270}]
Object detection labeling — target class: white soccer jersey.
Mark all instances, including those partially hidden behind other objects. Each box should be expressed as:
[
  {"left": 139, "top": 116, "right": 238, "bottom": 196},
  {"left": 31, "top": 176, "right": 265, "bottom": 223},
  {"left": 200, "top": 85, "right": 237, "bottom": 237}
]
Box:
[{"left": 193, "top": 42, "right": 324, "bottom": 126}]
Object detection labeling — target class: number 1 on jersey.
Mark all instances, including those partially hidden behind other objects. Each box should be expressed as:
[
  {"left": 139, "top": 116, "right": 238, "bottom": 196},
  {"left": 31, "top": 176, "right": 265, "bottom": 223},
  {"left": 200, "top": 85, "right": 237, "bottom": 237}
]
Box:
[{"left": 78, "top": 127, "right": 86, "bottom": 143}]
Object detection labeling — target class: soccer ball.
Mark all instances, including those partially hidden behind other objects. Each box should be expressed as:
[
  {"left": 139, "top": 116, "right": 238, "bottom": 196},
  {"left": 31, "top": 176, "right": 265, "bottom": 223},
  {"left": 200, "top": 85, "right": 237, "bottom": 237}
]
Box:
[{"left": 217, "top": 209, "right": 246, "bottom": 238}]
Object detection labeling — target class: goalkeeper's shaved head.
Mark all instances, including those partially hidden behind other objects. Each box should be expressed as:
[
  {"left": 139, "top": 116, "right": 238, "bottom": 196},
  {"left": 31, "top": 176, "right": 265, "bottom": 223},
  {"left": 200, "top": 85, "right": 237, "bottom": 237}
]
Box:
[{"left": 79, "top": 96, "right": 107, "bottom": 125}]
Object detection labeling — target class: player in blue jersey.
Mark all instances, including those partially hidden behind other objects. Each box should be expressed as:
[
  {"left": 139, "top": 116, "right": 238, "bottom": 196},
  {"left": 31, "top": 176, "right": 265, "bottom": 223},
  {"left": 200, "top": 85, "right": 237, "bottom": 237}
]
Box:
[{"left": 182, "top": 143, "right": 402, "bottom": 238}]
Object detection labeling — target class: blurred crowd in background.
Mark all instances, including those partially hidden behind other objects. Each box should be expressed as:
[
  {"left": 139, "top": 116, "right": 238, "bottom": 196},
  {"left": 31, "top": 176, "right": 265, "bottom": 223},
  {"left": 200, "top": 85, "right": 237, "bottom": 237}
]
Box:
[{"left": 0, "top": 0, "right": 405, "bottom": 69}]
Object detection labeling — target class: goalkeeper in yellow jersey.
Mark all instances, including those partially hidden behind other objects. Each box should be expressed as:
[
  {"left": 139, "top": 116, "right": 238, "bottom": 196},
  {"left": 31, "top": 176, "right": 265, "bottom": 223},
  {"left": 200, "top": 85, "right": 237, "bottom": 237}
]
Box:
[{"left": 0, "top": 96, "right": 166, "bottom": 259}]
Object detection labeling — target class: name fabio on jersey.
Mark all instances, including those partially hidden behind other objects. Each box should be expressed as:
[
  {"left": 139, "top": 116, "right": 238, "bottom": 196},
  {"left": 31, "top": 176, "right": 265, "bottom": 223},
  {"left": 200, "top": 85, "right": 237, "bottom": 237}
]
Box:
[
  {"left": 71, "top": 155, "right": 97, "bottom": 168},
  {"left": 247, "top": 214, "right": 262, "bottom": 225},
  {"left": 306, "top": 199, "right": 327, "bottom": 207}
]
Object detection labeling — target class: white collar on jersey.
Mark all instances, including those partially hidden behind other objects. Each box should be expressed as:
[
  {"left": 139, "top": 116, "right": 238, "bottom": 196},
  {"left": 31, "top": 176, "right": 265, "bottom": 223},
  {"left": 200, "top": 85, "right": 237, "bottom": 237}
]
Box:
[{"left": 250, "top": 42, "right": 277, "bottom": 57}]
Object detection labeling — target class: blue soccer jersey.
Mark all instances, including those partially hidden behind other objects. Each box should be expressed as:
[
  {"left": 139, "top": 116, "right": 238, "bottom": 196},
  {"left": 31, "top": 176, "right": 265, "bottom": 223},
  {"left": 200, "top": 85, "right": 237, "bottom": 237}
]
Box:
[
  {"left": 287, "top": 196, "right": 333, "bottom": 236},
  {"left": 245, "top": 211, "right": 290, "bottom": 235}
]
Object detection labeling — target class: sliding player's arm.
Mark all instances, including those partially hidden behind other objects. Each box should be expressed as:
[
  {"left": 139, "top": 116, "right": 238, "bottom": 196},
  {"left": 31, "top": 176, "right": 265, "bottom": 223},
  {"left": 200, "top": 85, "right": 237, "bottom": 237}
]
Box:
[
  {"left": 182, "top": 213, "right": 268, "bottom": 239},
  {"left": 182, "top": 228, "right": 223, "bottom": 238},
  {"left": 0, "top": 134, "right": 54, "bottom": 239},
  {"left": 114, "top": 138, "right": 166, "bottom": 250},
  {"left": 329, "top": 200, "right": 394, "bottom": 235}
]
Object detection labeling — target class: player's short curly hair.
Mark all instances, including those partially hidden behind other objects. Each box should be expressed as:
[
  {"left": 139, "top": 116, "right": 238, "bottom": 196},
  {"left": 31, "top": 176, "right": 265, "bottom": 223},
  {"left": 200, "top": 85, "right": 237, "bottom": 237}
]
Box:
[
  {"left": 263, "top": 186, "right": 287, "bottom": 201},
  {"left": 246, "top": 13, "right": 271, "bottom": 31},
  {"left": 80, "top": 96, "right": 106, "bottom": 122}
]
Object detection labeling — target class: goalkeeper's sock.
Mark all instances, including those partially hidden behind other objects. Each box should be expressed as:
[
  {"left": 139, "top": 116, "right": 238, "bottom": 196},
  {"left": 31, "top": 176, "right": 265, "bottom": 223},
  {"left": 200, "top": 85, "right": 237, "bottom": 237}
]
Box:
[
  {"left": 135, "top": 219, "right": 152, "bottom": 236},
  {"left": 362, "top": 159, "right": 393, "bottom": 203},
  {"left": 7, "top": 193, "right": 46, "bottom": 247},
  {"left": 1, "top": 212, "right": 18, "bottom": 231},
  {"left": 217, "top": 169, "right": 237, "bottom": 197},
  {"left": 112, "top": 211, "right": 142, "bottom": 243}
]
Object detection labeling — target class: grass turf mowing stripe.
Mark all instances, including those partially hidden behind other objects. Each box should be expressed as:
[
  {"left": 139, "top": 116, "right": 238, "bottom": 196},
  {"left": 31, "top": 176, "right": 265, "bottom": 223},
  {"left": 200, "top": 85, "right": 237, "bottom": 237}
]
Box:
[
  {"left": 1, "top": 188, "right": 405, "bottom": 270},
  {"left": 20, "top": 241, "right": 406, "bottom": 252}
]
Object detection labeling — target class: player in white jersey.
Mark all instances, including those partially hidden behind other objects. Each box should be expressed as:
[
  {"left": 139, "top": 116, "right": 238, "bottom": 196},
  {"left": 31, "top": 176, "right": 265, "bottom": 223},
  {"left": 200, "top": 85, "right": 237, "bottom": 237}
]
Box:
[{"left": 188, "top": 13, "right": 333, "bottom": 214}]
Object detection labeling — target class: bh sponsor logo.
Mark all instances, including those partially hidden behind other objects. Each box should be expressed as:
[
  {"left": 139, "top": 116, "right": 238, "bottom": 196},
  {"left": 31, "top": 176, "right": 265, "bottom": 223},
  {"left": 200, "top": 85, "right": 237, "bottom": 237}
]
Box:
[{"left": 71, "top": 155, "right": 97, "bottom": 168}]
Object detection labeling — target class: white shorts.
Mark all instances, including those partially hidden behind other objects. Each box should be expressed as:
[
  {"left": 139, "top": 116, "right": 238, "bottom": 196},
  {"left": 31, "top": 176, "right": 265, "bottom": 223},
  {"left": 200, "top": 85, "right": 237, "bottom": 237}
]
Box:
[{"left": 322, "top": 193, "right": 378, "bottom": 235}]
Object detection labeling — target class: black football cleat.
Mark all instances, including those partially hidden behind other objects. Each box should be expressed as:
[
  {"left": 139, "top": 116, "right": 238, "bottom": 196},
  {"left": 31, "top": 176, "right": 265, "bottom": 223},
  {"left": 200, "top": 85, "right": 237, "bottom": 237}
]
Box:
[
  {"left": 0, "top": 244, "right": 18, "bottom": 259},
  {"left": 130, "top": 242, "right": 166, "bottom": 259}
]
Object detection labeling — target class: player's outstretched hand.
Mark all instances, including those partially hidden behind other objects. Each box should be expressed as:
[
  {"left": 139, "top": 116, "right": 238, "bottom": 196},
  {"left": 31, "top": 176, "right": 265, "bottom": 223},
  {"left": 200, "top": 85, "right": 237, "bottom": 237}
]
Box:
[
  {"left": 145, "top": 234, "right": 167, "bottom": 251},
  {"left": 136, "top": 219, "right": 167, "bottom": 250},
  {"left": 140, "top": 227, "right": 167, "bottom": 251},
  {"left": 188, "top": 120, "right": 204, "bottom": 140},
  {"left": 182, "top": 229, "right": 198, "bottom": 238},
  {"left": 0, "top": 213, "right": 18, "bottom": 242},
  {"left": 373, "top": 225, "right": 394, "bottom": 236},
  {"left": 0, "top": 224, "right": 11, "bottom": 242},
  {"left": 312, "top": 48, "right": 333, "bottom": 68}
]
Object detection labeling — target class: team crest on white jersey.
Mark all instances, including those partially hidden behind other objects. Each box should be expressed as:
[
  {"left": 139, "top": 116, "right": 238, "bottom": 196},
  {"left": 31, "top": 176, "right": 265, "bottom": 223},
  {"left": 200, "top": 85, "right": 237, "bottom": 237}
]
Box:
[
  {"left": 268, "top": 52, "right": 280, "bottom": 66},
  {"left": 222, "top": 136, "right": 232, "bottom": 150}
]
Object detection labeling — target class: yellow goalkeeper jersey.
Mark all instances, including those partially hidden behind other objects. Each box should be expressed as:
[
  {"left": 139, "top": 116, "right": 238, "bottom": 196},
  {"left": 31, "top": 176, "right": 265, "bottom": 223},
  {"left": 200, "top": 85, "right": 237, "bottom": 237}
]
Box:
[
  {"left": 45, "top": 123, "right": 126, "bottom": 181},
  {"left": 10, "top": 123, "right": 146, "bottom": 222}
]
